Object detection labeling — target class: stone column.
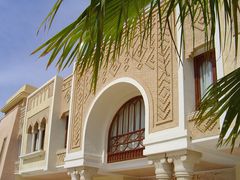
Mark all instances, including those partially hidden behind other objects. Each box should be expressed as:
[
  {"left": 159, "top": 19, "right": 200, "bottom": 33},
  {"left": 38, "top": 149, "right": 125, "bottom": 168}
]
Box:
[
  {"left": 31, "top": 131, "right": 35, "bottom": 152},
  {"left": 68, "top": 167, "right": 97, "bottom": 180},
  {"left": 68, "top": 170, "right": 80, "bottom": 180},
  {"left": 171, "top": 150, "right": 201, "bottom": 180},
  {"left": 79, "top": 167, "right": 97, "bottom": 180},
  {"left": 149, "top": 154, "right": 173, "bottom": 180},
  {"left": 38, "top": 128, "right": 43, "bottom": 150}
]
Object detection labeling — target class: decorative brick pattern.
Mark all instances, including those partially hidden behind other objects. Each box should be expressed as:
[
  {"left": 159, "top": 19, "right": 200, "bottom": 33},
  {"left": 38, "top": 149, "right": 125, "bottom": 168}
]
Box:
[
  {"left": 71, "top": 75, "right": 84, "bottom": 149},
  {"left": 70, "top": 11, "right": 178, "bottom": 150},
  {"left": 27, "top": 81, "right": 54, "bottom": 112},
  {"left": 156, "top": 17, "right": 174, "bottom": 126},
  {"left": 62, "top": 76, "right": 72, "bottom": 104},
  {"left": 56, "top": 151, "right": 66, "bottom": 166}
]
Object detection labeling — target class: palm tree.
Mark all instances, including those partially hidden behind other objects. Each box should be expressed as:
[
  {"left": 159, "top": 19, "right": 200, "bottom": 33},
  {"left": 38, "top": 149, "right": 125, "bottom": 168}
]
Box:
[{"left": 32, "top": 0, "right": 240, "bottom": 150}]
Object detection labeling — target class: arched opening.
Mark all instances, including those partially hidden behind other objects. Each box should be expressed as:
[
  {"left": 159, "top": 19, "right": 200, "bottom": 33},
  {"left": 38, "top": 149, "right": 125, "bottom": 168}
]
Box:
[
  {"left": 83, "top": 78, "right": 150, "bottom": 165},
  {"left": 27, "top": 125, "right": 32, "bottom": 153},
  {"left": 33, "top": 122, "right": 39, "bottom": 151},
  {"left": 40, "top": 118, "right": 46, "bottom": 150},
  {"left": 108, "top": 96, "right": 145, "bottom": 163}
]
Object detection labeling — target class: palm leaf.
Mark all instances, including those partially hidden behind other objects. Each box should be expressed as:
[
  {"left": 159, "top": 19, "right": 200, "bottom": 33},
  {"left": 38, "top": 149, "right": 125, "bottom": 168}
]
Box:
[
  {"left": 33, "top": 0, "right": 240, "bottom": 150},
  {"left": 37, "top": 0, "right": 63, "bottom": 34},
  {"left": 194, "top": 67, "right": 240, "bottom": 151}
]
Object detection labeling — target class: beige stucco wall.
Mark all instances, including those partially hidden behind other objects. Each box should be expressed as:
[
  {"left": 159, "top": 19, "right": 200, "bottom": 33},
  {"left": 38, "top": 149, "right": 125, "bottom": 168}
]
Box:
[
  {"left": 61, "top": 75, "right": 72, "bottom": 115},
  {"left": 219, "top": 7, "right": 240, "bottom": 75},
  {"left": 19, "top": 76, "right": 71, "bottom": 174},
  {"left": 20, "top": 80, "right": 55, "bottom": 173},
  {"left": 0, "top": 106, "right": 20, "bottom": 180},
  {"left": 183, "top": 12, "right": 222, "bottom": 139},
  {"left": 69, "top": 12, "right": 179, "bottom": 151}
]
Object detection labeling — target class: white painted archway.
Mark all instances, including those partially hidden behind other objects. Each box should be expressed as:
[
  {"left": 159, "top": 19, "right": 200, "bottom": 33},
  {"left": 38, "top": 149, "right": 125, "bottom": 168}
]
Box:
[{"left": 82, "top": 77, "right": 150, "bottom": 166}]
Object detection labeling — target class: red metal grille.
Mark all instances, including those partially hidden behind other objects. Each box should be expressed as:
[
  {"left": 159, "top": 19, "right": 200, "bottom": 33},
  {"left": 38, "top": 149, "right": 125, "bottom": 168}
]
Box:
[{"left": 107, "top": 96, "right": 145, "bottom": 163}]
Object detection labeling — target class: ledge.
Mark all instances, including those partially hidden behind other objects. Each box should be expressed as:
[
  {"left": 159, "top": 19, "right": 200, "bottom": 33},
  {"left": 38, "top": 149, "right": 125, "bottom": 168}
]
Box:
[
  {"left": 1, "top": 84, "right": 36, "bottom": 113},
  {"left": 20, "top": 150, "right": 45, "bottom": 160},
  {"left": 56, "top": 148, "right": 66, "bottom": 154}
]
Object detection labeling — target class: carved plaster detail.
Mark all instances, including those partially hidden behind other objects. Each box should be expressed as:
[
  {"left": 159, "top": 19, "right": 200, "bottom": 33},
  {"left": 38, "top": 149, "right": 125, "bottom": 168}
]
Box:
[
  {"left": 71, "top": 75, "right": 84, "bottom": 149},
  {"left": 155, "top": 17, "right": 174, "bottom": 127},
  {"left": 56, "top": 150, "right": 66, "bottom": 166},
  {"left": 62, "top": 76, "right": 72, "bottom": 104},
  {"left": 27, "top": 81, "right": 54, "bottom": 111},
  {"left": 70, "top": 12, "right": 177, "bottom": 149}
]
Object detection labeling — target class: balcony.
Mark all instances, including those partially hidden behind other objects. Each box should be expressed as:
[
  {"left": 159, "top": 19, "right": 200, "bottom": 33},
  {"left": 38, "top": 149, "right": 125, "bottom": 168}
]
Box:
[{"left": 20, "top": 150, "right": 45, "bottom": 164}]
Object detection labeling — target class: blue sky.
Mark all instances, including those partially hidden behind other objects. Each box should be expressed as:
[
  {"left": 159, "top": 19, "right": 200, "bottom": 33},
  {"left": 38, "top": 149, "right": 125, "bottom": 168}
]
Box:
[{"left": 0, "top": 0, "right": 89, "bottom": 116}]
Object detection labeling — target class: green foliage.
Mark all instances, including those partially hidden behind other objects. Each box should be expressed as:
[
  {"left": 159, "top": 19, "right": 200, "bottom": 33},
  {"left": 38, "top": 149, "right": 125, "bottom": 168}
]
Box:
[
  {"left": 33, "top": 0, "right": 240, "bottom": 149},
  {"left": 33, "top": 0, "right": 239, "bottom": 89},
  {"left": 195, "top": 67, "right": 240, "bottom": 151}
]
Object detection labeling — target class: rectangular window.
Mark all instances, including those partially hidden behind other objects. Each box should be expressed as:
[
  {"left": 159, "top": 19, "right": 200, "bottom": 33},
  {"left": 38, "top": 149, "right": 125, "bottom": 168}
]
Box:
[{"left": 194, "top": 50, "right": 217, "bottom": 109}]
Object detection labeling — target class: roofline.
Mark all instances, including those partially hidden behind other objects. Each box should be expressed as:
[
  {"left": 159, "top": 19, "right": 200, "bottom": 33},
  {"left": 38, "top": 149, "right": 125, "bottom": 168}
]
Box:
[{"left": 1, "top": 85, "right": 37, "bottom": 113}]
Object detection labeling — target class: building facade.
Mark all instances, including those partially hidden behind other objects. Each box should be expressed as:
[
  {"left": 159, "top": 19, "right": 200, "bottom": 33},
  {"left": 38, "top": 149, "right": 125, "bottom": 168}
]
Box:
[{"left": 0, "top": 9, "right": 240, "bottom": 180}]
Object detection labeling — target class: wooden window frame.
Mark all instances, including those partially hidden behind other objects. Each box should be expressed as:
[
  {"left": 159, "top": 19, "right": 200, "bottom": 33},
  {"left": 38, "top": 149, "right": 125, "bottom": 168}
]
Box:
[
  {"left": 194, "top": 49, "right": 217, "bottom": 109},
  {"left": 107, "top": 96, "right": 145, "bottom": 163}
]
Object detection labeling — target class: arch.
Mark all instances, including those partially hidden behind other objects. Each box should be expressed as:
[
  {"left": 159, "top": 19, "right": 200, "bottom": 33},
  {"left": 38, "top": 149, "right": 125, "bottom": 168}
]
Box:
[
  {"left": 39, "top": 118, "right": 46, "bottom": 150},
  {"left": 40, "top": 118, "right": 46, "bottom": 128},
  {"left": 27, "top": 125, "right": 32, "bottom": 134},
  {"left": 107, "top": 96, "right": 145, "bottom": 163},
  {"left": 82, "top": 77, "right": 150, "bottom": 164},
  {"left": 33, "top": 122, "right": 39, "bottom": 132},
  {"left": 33, "top": 122, "right": 39, "bottom": 151}
]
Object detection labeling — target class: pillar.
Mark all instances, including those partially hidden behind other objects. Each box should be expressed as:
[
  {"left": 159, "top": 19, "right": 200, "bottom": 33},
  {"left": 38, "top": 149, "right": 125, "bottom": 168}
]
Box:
[
  {"left": 68, "top": 167, "right": 97, "bottom": 180},
  {"left": 79, "top": 167, "right": 97, "bottom": 180},
  {"left": 38, "top": 128, "right": 43, "bottom": 150},
  {"left": 172, "top": 150, "right": 201, "bottom": 180},
  {"left": 68, "top": 170, "right": 80, "bottom": 180},
  {"left": 31, "top": 131, "right": 35, "bottom": 152},
  {"left": 149, "top": 154, "right": 173, "bottom": 180}
]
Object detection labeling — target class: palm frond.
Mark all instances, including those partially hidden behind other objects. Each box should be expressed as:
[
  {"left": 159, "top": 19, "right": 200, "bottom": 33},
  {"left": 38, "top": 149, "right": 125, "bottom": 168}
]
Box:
[
  {"left": 37, "top": 0, "right": 63, "bottom": 34},
  {"left": 194, "top": 67, "right": 240, "bottom": 151},
  {"left": 33, "top": 0, "right": 239, "bottom": 91},
  {"left": 34, "top": 0, "right": 240, "bottom": 150}
]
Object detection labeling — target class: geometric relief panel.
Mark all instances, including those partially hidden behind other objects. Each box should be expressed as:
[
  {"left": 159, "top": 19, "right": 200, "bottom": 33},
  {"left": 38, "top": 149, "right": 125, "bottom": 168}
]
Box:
[
  {"left": 70, "top": 13, "right": 176, "bottom": 147},
  {"left": 155, "top": 17, "right": 174, "bottom": 126},
  {"left": 71, "top": 74, "right": 84, "bottom": 149},
  {"left": 108, "top": 16, "right": 158, "bottom": 79},
  {"left": 71, "top": 71, "right": 93, "bottom": 150}
]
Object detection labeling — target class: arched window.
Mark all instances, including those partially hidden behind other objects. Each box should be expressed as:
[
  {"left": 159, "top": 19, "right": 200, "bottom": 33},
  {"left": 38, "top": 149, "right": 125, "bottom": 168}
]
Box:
[
  {"left": 27, "top": 125, "right": 32, "bottom": 153},
  {"left": 40, "top": 119, "right": 46, "bottom": 150},
  {"left": 108, "top": 96, "right": 145, "bottom": 163},
  {"left": 33, "top": 122, "right": 39, "bottom": 151}
]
